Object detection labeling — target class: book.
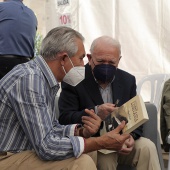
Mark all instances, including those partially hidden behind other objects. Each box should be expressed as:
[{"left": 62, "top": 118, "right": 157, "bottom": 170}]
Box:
[{"left": 99, "top": 94, "right": 149, "bottom": 154}]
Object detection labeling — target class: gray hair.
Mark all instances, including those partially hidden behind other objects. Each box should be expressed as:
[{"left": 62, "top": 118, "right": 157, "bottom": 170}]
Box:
[
  {"left": 90, "top": 36, "right": 121, "bottom": 55},
  {"left": 40, "top": 26, "right": 84, "bottom": 60}
]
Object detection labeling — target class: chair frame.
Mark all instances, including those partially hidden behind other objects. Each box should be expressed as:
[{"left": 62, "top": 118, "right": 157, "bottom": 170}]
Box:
[{"left": 137, "top": 74, "right": 170, "bottom": 110}]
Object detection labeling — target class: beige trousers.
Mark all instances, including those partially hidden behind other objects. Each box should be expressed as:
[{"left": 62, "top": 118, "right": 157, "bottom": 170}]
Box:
[
  {"left": 0, "top": 150, "right": 97, "bottom": 170},
  {"left": 97, "top": 137, "right": 161, "bottom": 170}
]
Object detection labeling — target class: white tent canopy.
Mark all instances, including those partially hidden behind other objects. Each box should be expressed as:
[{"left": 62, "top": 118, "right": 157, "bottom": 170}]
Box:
[{"left": 24, "top": 0, "right": 170, "bottom": 101}]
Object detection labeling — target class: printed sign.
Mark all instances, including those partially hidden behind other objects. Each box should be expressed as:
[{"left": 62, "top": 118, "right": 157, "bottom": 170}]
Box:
[
  {"left": 58, "top": 13, "right": 71, "bottom": 26},
  {"left": 57, "top": 0, "right": 69, "bottom": 6}
]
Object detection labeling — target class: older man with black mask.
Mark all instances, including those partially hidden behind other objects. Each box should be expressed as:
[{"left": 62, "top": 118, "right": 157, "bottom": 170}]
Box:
[{"left": 59, "top": 36, "right": 161, "bottom": 170}]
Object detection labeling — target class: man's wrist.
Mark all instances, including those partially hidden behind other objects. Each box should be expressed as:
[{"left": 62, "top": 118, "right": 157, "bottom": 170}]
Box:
[
  {"left": 75, "top": 125, "right": 82, "bottom": 136},
  {"left": 83, "top": 137, "right": 101, "bottom": 153},
  {"left": 79, "top": 127, "right": 84, "bottom": 137}
]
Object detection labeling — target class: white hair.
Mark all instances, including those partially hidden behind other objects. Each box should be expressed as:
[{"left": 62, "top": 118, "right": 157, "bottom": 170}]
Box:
[{"left": 90, "top": 36, "right": 121, "bottom": 55}]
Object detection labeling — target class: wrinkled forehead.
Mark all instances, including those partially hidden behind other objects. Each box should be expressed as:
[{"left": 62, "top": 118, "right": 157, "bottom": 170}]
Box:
[
  {"left": 93, "top": 42, "right": 120, "bottom": 53},
  {"left": 92, "top": 47, "right": 120, "bottom": 60}
]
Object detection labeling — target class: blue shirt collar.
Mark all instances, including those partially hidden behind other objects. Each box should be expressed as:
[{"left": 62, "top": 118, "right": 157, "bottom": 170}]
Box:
[{"left": 34, "top": 56, "right": 59, "bottom": 89}]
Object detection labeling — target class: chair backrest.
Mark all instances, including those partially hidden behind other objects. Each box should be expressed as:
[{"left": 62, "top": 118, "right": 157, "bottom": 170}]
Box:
[
  {"left": 137, "top": 74, "right": 170, "bottom": 109},
  {"left": 143, "top": 103, "right": 164, "bottom": 170}
]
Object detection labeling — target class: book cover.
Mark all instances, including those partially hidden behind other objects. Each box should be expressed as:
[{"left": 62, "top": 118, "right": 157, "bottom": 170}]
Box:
[{"left": 99, "top": 95, "right": 149, "bottom": 154}]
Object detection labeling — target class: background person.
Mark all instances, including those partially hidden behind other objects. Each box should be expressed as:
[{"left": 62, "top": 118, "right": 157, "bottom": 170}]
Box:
[
  {"left": 160, "top": 79, "right": 170, "bottom": 152},
  {"left": 0, "top": 0, "right": 37, "bottom": 79},
  {"left": 0, "top": 26, "right": 130, "bottom": 170},
  {"left": 58, "top": 36, "right": 161, "bottom": 170}
]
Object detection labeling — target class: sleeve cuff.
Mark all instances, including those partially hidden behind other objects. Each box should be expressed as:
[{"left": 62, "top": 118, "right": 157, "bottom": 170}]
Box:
[
  {"left": 95, "top": 105, "right": 98, "bottom": 114},
  {"left": 69, "top": 136, "right": 85, "bottom": 158}
]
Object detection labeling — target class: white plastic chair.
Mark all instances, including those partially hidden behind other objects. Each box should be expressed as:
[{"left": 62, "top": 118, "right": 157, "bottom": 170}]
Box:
[
  {"left": 137, "top": 74, "right": 170, "bottom": 110},
  {"left": 137, "top": 74, "right": 170, "bottom": 169}
]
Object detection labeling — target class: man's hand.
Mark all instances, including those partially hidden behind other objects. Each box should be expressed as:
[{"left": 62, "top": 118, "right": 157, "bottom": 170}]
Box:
[
  {"left": 97, "top": 103, "right": 117, "bottom": 120},
  {"left": 118, "top": 135, "right": 134, "bottom": 155},
  {"left": 83, "top": 121, "right": 130, "bottom": 153},
  {"left": 96, "top": 121, "right": 130, "bottom": 151},
  {"left": 81, "top": 109, "right": 102, "bottom": 138}
]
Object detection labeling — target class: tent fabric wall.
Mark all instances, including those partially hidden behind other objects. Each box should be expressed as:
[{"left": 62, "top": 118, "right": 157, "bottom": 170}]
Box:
[
  {"left": 54, "top": 0, "right": 170, "bottom": 101},
  {"left": 78, "top": 0, "right": 116, "bottom": 53},
  {"left": 24, "top": 0, "right": 170, "bottom": 102},
  {"left": 78, "top": 0, "right": 170, "bottom": 102}
]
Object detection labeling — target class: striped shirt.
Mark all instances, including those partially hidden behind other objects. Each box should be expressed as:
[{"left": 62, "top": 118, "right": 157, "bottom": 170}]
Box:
[{"left": 0, "top": 56, "right": 84, "bottom": 160}]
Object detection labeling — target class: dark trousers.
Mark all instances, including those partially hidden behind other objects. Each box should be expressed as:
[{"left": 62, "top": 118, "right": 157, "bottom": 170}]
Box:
[{"left": 0, "top": 55, "right": 31, "bottom": 79}]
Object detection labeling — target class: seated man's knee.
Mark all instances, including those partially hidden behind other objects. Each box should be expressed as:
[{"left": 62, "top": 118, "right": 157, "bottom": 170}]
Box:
[
  {"left": 78, "top": 154, "right": 97, "bottom": 170},
  {"left": 135, "top": 137, "right": 157, "bottom": 155}
]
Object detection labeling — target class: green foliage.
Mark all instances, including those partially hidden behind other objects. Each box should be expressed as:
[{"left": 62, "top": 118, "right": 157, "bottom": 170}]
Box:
[{"left": 34, "top": 32, "right": 43, "bottom": 57}]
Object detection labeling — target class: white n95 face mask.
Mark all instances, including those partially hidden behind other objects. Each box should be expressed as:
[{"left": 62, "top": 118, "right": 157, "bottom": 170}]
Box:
[
  {"left": 63, "top": 66, "right": 85, "bottom": 86},
  {"left": 62, "top": 56, "right": 85, "bottom": 86}
]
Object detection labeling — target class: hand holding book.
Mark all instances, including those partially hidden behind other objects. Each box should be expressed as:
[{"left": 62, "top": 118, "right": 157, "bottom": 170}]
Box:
[
  {"left": 99, "top": 95, "right": 149, "bottom": 154},
  {"left": 101, "top": 95, "right": 149, "bottom": 135},
  {"left": 96, "top": 103, "right": 117, "bottom": 120},
  {"left": 96, "top": 121, "right": 131, "bottom": 152}
]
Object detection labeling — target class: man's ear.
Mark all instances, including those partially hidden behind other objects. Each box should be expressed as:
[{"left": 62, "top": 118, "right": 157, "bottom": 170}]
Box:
[
  {"left": 115, "top": 56, "right": 121, "bottom": 68},
  {"left": 58, "top": 52, "right": 68, "bottom": 66}
]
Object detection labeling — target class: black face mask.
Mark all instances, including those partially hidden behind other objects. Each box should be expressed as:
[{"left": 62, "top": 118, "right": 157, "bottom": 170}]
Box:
[{"left": 93, "top": 64, "right": 117, "bottom": 83}]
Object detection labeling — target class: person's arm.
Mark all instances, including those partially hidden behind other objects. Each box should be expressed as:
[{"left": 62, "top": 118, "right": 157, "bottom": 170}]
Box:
[
  {"left": 11, "top": 74, "right": 84, "bottom": 160},
  {"left": 73, "top": 109, "right": 102, "bottom": 138},
  {"left": 59, "top": 82, "right": 95, "bottom": 125},
  {"left": 74, "top": 119, "right": 130, "bottom": 153},
  {"left": 73, "top": 110, "right": 130, "bottom": 153},
  {"left": 96, "top": 103, "right": 117, "bottom": 120}
]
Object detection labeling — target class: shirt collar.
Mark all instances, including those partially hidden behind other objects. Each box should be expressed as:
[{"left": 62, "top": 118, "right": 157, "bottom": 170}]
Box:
[
  {"left": 99, "top": 83, "right": 111, "bottom": 90},
  {"left": 34, "top": 56, "right": 59, "bottom": 89}
]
